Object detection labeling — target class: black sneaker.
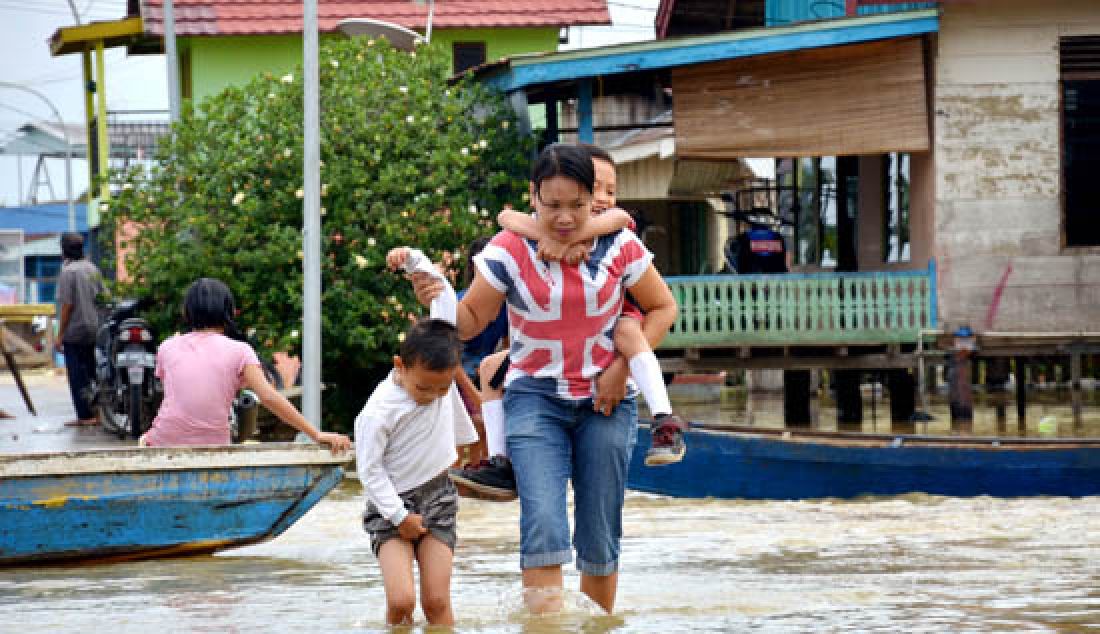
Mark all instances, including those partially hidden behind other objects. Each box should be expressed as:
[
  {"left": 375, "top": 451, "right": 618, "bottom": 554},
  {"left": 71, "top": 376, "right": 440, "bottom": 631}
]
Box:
[
  {"left": 645, "top": 414, "right": 687, "bottom": 466},
  {"left": 448, "top": 455, "right": 517, "bottom": 502}
]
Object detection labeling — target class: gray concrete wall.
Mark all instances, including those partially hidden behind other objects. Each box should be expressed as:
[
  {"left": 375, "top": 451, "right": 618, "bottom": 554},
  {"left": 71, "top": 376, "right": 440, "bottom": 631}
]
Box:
[{"left": 935, "top": 0, "right": 1100, "bottom": 331}]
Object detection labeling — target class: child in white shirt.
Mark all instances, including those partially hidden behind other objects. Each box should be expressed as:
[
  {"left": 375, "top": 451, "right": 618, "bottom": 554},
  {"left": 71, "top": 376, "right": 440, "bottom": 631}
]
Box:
[{"left": 355, "top": 247, "right": 478, "bottom": 626}]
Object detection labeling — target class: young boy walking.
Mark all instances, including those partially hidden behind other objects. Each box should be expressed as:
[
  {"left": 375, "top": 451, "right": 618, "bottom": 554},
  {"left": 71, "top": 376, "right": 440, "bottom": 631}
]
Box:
[{"left": 355, "top": 247, "right": 478, "bottom": 626}]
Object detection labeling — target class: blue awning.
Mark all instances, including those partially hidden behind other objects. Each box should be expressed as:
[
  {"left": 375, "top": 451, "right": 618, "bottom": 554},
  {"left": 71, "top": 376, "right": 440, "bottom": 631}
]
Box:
[
  {"left": 0, "top": 203, "right": 90, "bottom": 236},
  {"left": 479, "top": 9, "right": 938, "bottom": 93}
]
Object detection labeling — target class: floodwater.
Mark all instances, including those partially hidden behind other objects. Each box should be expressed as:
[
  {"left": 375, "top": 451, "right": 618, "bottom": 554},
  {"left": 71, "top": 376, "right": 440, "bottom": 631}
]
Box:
[{"left": 4, "top": 481, "right": 1100, "bottom": 632}]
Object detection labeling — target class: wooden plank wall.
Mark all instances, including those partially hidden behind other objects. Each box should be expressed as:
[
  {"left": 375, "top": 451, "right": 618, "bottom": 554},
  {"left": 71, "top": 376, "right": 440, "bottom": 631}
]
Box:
[
  {"left": 934, "top": 0, "right": 1100, "bottom": 331},
  {"left": 672, "top": 37, "right": 930, "bottom": 159}
]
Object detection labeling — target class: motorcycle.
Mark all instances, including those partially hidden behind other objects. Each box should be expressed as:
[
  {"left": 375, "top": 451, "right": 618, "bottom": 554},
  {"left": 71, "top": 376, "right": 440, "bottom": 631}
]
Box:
[
  {"left": 720, "top": 206, "right": 791, "bottom": 275},
  {"left": 90, "top": 298, "right": 161, "bottom": 439}
]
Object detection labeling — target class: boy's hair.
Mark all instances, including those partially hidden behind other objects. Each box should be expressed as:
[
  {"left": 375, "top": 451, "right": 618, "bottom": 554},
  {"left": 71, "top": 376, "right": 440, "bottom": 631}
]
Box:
[
  {"left": 578, "top": 142, "right": 615, "bottom": 167},
  {"left": 183, "top": 277, "right": 239, "bottom": 333},
  {"left": 399, "top": 318, "right": 461, "bottom": 371}
]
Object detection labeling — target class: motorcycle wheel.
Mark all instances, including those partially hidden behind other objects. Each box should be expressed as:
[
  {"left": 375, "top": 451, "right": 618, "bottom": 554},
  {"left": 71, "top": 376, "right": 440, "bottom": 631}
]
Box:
[
  {"left": 99, "top": 390, "right": 127, "bottom": 438},
  {"left": 129, "top": 383, "right": 143, "bottom": 440}
]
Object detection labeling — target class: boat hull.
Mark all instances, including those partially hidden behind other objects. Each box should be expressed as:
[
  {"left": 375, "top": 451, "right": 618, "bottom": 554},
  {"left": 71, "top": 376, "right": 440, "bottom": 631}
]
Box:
[
  {"left": 0, "top": 445, "right": 348, "bottom": 566},
  {"left": 628, "top": 425, "right": 1100, "bottom": 500}
]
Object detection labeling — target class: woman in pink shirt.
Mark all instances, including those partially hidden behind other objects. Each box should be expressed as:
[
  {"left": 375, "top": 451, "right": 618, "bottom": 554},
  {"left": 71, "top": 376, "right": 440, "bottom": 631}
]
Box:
[{"left": 141, "top": 278, "right": 350, "bottom": 451}]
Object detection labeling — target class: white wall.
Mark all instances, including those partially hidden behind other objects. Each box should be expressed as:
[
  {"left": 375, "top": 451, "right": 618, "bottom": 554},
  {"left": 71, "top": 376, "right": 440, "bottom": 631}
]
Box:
[{"left": 935, "top": 0, "right": 1100, "bottom": 331}]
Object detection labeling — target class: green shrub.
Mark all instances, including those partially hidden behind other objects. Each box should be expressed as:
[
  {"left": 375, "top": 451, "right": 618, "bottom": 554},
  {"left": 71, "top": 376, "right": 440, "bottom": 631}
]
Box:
[{"left": 100, "top": 37, "right": 532, "bottom": 431}]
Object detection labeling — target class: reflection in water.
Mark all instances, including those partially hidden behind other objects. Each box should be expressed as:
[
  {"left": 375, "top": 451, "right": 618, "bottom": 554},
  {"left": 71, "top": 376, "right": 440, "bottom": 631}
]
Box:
[{"left": 3, "top": 481, "right": 1099, "bottom": 632}]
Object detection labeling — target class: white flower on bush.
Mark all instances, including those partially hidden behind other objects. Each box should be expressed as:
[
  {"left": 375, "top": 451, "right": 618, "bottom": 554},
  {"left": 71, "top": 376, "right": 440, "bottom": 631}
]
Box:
[
  {"left": 502, "top": 120, "right": 510, "bottom": 129},
  {"left": 290, "top": 330, "right": 300, "bottom": 339},
  {"left": 399, "top": 86, "right": 408, "bottom": 94},
  {"left": 478, "top": 139, "right": 488, "bottom": 149},
  {"left": 283, "top": 148, "right": 293, "bottom": 158},
  {"left": 460, "top": 147, "right": 468, "bottom": 156},
  {"left": 354, "top": 254, "right": 368, "bottom": 268},
  {"left": 295, "top": 188, "right": 304, "bottom": 199},
  {"left": 281, "top": 73, "right": 294, "bottom": 83},
  {"left": 232, "top": 192, "right": 246, "bottom": 206},
  {"left": 367, "top": 237, "right": 377, "bottom": 247},
  {"left": 329, "top": 59, "right": 339, "bottom": 68},
  {"left": 406, "top": 115, "right": 415, "bottom": 124},
  {"left": 468, "top": 204, "right": 478, "bottom": 214}
]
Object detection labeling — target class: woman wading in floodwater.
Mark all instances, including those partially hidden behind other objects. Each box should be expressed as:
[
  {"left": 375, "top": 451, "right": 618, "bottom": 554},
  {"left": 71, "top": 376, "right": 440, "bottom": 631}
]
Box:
[{"left": 408, "top": 143, "right": 677, "bottom": 612}]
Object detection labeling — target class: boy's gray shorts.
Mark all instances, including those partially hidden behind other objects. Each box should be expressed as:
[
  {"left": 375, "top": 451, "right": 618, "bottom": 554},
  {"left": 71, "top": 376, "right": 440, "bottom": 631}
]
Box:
[{"left": 363, "top": 471, "right": 458, "bottom": 557}]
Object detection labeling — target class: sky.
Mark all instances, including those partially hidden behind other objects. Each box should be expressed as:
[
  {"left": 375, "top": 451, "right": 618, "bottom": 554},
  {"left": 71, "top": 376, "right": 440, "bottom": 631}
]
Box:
[{"left": 0, "top": 0, "right": 658, "bottom": 209}]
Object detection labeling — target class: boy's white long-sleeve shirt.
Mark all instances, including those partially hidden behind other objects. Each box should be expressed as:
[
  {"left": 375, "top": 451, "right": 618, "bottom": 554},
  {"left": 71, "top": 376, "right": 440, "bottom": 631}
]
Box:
[{"left": 354, "top": 249, "right": 477, "bottom": 526}]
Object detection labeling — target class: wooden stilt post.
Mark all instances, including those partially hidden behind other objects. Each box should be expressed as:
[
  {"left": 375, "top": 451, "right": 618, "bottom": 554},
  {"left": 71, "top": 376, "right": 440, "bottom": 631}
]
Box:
[
  {"left": 1014, "top": 356, "right": 1028, "bottom": 431},
  {"left": 949, "top": 327, "right": 976, "bottom": 432},
  {"left": 834, "top": 369, "right": 862, "bottom": 431},
  {"left": 986, "top": 358, "right": 1010, "bottom": 432},
  {"left": 1071, "top": 351, "right": 1083, "bottom": 429}
]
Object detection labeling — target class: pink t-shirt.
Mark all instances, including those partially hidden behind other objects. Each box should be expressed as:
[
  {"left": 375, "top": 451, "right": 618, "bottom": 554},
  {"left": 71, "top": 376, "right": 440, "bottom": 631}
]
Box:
[{"left": 143, "top": 331, "right": 261, "bottom": 447}]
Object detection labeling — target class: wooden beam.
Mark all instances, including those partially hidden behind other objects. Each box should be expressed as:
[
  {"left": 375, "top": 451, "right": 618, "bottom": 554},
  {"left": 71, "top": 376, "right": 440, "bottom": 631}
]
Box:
[{"left": 50, "top": 17, "right": 146, "bottom": 57}]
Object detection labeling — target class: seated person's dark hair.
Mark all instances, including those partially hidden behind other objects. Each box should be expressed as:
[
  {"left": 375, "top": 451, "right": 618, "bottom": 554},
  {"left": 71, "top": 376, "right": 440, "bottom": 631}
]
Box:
[
  {"left": 399, "top": 318, "right": 462, "bottom": 371},
  {"left": 183, "top": 277, "right": 238, "bottom": 333}
]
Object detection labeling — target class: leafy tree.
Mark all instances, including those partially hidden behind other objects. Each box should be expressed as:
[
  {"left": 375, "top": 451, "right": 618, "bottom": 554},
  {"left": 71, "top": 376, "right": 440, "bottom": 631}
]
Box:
[{"left": 99, "top": 38, "right": 532, "bottom": 431}]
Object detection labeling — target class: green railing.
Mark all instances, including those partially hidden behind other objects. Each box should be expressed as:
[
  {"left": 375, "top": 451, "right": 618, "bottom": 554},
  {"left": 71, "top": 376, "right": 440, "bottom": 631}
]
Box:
[{"left": 661, "top": 261, "right": 937, "bottom": 348}]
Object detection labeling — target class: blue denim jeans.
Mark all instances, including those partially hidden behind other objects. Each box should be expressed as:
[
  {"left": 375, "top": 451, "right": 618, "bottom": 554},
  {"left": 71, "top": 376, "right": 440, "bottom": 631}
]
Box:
[{"left": 504, "top": 390, "right": 638, "bottom": 576}]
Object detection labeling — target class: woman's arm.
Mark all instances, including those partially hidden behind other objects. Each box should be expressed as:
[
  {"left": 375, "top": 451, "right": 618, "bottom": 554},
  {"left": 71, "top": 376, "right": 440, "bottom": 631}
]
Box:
[
  {"left": 593, "top": 264, "right": 678, "bottom": 415},
  {"left": 410, "top": 270, "right": 505, "bottom": 342}
]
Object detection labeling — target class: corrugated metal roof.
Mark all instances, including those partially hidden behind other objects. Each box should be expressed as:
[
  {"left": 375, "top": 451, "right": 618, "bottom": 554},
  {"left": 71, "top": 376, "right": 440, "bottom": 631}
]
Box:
[{"left": 138, "top": 1, "right": 611, "bottom": 36}]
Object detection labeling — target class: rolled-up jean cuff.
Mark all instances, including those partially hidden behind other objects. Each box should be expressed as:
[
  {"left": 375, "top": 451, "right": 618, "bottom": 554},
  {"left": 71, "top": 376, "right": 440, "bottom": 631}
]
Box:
[
  {"left": 520, "top": 549, "right": 572, "bottom": 570},
  {"left": 577, "top": 557, "right": 619, "bottom": 576}
]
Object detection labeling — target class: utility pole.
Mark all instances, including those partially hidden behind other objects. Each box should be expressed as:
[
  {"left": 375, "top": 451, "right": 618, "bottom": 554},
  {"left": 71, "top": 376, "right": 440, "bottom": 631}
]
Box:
[
  {"left": 164, "top": 0, "right": 181, "bottom": 122},
  {"left": 302, "top": 0, "right": 322, "bottom": 431}
]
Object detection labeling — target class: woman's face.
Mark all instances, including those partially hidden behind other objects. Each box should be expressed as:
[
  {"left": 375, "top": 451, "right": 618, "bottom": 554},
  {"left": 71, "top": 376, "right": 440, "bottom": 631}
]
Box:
[
  {"left": 531, "top": 175, "right": 592, "bottom": 244},
  {"left": 592, "top": 158, "right": 617, "bottom": 214}
]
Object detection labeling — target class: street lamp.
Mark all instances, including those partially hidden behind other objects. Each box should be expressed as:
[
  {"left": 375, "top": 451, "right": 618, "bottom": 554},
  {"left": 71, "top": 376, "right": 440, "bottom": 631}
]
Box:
[
  {"left": 336, "top": 18, "right": 424, "bottom": 50},
  {"left": 0, "top": 82, "right": 75, "bottom": 232}
]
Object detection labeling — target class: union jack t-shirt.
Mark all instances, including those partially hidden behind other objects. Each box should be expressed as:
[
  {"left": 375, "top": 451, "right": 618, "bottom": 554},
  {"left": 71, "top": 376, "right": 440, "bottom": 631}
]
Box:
[{"left": 474, "top": 229, "right": 653, "bottom": 401}]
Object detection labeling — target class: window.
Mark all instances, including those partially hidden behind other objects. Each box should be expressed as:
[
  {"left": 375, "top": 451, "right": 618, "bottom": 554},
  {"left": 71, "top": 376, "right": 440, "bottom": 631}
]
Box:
[
  {"left": 452, "top": 42, "right": 487, "bottom": 75},
  {"left": 776, "top": 157, "right": 837, "bottom": 267},
  {"left": 883, "top": 153, "right": 910, "bottom": 263},
  {"left": 1061, "top": 36, "right": 1100, "bottom": 247}
]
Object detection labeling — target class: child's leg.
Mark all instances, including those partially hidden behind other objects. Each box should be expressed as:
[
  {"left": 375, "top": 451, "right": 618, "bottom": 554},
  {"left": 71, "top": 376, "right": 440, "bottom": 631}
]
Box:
[
  {"left": 615, "top": 317, "right": 688, "bottom": 466},
  {"left": 415, "top": 535, "right": 455, "bottom": 626},
  {"left": 478, "top": 350, "right": 509, "bottom": 458},
  {"left": 377, "top": 538, "right": 418, "bottom": 625},
  {"left": 614, "top": 317, "right": 671, "bottom": 417}
]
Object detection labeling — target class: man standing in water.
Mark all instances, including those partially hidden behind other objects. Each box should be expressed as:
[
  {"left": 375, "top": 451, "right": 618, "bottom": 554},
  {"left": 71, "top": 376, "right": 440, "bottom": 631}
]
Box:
[{"left": 56, "top": 232, "right": 105, "bottom": 427}]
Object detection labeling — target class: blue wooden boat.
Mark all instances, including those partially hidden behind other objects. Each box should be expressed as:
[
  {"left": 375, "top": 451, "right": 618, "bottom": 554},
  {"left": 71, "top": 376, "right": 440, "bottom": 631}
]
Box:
[
  {"left": 0, "top": 444, "right": 350, "bottom": 566},
  {"left": 628, "top": 424, "right": 1100, "bottom": 499}
]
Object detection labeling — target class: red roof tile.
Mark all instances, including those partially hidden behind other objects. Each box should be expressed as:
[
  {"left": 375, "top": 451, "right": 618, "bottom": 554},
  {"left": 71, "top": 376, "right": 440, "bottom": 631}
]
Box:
[{"left": 139, "top": 1, "right": 610, "bottom": 36}]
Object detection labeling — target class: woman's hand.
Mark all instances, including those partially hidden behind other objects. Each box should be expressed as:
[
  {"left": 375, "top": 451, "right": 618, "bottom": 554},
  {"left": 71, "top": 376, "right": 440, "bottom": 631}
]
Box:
[
  {"left": 594, "top": 356, "right": 629, "bottom": 416},
  {"left": 409, "top": 270, "right": 445, "bottom": 307}
]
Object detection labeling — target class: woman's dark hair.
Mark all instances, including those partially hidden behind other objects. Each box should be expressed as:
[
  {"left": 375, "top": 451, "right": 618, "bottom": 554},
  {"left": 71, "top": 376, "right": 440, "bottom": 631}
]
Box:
[
  {"left": 182, "top": 278, "right": 239, "bottom": 335},
  {"left": 578, "top": 142, "right": 615, "bottom": 167},
  {"left": 531, "top": 143, "right": 594, "bottom": 198},
  {"left": 463, "top": 236, "right": 492, "bottom": 287},
  {"left": 60, "top": 232, "right": 84, "bottom": 260},
  {"left": 400, "top": 318, "right": 461, "bottom": 371}
]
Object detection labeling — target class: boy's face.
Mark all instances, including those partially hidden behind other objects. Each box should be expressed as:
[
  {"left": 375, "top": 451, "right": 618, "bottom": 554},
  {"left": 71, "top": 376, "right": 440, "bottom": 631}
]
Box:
[
  {"left": 592, "top": 158, "right": 617, "bottom": 214},
  {"left": 393, "top": 356, "right": 457, "bottom": 405}
]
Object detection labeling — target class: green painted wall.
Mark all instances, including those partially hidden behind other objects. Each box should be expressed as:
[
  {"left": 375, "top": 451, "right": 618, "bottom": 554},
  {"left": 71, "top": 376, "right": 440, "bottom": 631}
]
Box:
[{"left": 182, "top": 28, "right": 558, "bottom": 106}]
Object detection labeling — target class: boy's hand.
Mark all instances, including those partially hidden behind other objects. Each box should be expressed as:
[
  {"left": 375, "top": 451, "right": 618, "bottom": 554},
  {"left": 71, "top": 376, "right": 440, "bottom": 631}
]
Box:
[
  {"left": 398, "top": 513, "right": 429, "bottom": 541},
  {"left": 386, "top": 247, "right": 411, "bottom": 272},
  {"left": 536, "top": 238, "right": 570, "bottom": 262},
  {"left": 315, "top": 431, "right": 352, "bottom": 453},
  {"left": 563, "top": 243, "right": 589, "bottom": 266}
]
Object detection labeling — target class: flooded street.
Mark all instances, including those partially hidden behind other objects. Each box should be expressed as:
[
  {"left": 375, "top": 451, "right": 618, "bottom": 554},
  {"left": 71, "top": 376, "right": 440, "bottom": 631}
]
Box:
[{"left": 4, "top": 480, "right": 1100, "bottom": 632}]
